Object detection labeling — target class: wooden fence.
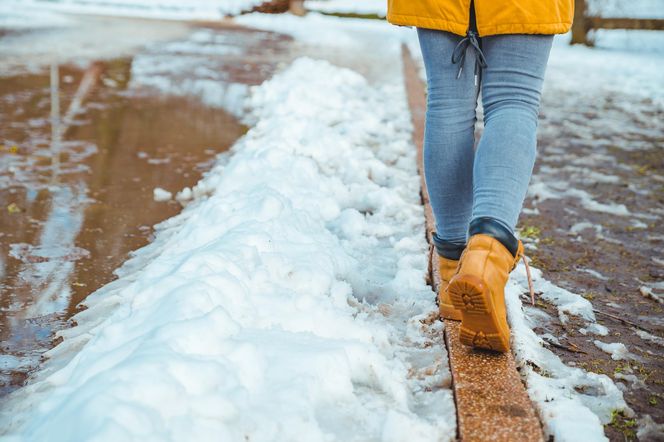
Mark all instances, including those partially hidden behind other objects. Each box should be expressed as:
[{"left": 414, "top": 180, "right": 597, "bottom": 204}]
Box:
[{"left": 571, "top": 0, "right": 664, "bottom": 45}]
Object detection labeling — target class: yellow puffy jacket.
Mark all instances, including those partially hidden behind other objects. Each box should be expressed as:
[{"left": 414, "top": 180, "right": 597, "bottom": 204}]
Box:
[{"left": 387, "top": 0, "right": 574, "bottom": 37}]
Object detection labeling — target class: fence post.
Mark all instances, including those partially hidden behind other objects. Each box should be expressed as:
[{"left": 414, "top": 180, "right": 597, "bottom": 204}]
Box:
[{"left": 571, "top": 0, "right": 590, "bottom": 45}]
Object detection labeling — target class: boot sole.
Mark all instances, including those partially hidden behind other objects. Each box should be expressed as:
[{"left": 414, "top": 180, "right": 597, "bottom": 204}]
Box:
[
  {"left": 439, "top": 300, "right": 462, "bottom": 321},
  {"left": 448, "top": 274, "right": 510, "bottom": 352}
]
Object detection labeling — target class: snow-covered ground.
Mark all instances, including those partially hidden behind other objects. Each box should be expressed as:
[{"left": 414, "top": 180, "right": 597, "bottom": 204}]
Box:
[
  {"left": 0, "top": 15, "right": 456, "bottom": 440},
  {"left": 2, "top": 3, "right": 662, "bottom": 441},
  {"left": 0, "top": 3, "right": 192, "bottom": 77},
  {"left": 588, "top": 0, "right": 664, "bottom": 19},
  {"left": 505, "top": 266, "right": 629, "bottom": 441},
  {"left": 2, "top": 0, "right": 266, "bottom": 20}
]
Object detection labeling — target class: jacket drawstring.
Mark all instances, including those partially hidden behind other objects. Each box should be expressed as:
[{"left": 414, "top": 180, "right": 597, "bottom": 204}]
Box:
[{"left": 451, "top": 30, "right": 487, "bottom": 86}]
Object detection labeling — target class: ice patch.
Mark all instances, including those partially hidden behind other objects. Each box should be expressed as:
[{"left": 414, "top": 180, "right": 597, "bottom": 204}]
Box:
[{"left": 593, "top": 341, "right": 634, "bottom": 361}]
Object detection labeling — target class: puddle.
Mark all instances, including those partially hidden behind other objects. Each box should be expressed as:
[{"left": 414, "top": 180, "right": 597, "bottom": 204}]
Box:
[
  {"left": 0, "top": 23, "right": 292, "bottom": 397},
  {"left": 0, "top": 10, "right": 400, "bottom": 400}
]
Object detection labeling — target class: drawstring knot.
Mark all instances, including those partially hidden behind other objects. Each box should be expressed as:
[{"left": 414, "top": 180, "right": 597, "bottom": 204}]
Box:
[{"left": 451, "top": 30, "right": 487, "bottom": 85}]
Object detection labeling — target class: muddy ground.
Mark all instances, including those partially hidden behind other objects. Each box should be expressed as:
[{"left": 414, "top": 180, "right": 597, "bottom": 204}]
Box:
[{"left": 517, "top": 78, "right": 664, "bottom": 440}]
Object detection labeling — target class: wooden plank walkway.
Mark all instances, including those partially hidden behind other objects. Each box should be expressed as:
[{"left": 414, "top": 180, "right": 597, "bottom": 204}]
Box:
[{"left": 401, "top": 45, "right": 545, "bottom": 442}]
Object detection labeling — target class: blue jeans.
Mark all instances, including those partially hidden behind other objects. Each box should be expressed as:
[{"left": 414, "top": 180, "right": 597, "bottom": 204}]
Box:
[{"left": 417, "top": 28, "right": 553, "bottom": 245}]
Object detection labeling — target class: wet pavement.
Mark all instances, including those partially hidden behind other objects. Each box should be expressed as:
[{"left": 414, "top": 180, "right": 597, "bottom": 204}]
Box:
[
  {"left": 0, "top": 18, "right": 292, "bottom": 397},
  {"left": 516, "top": 67, "right": 664, "bottom": 439}
]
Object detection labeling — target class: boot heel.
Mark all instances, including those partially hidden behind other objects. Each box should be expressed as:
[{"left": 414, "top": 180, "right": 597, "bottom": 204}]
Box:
[
  {"left": 448, "top": 274, "right": 489, "bottom": 314},
  {"left": 449, "top": 274, "right": 510, "bottom": 352},
  {"left": 459, "top": 326, "right": 508, "bottom": 351}
]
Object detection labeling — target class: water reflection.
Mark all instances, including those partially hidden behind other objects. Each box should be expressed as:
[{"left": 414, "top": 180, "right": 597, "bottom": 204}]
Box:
[
  {"left": 11, "top": 184, "right": 88, "bottom": 319},
  {"left": 0, "top": 54, "right": 247, "bottom": 396}
]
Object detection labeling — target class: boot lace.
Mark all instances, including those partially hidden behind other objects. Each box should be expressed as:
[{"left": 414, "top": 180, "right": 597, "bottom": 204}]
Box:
[{"left": 519, "top": 253, "right": 536, "bottom": 306}]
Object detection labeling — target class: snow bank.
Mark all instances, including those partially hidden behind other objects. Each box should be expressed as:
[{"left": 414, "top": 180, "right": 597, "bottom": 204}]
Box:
[
  {"left": 0, "top": 58, "right": 455, "bottom": 441},
  {"left": 9, "top": 0, "right": 267, "bottom": 20},
  {"left": 593, "top": 341, "right": 633, "bottom": 361}
]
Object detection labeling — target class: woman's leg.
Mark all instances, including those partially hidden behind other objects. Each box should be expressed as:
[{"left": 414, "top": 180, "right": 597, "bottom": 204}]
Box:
[
  {"left": 472, "top": 34, "right": 553, "bottom": 233},
  {"left": 417, "top": 28, "right": 480, "bottom": 248}
]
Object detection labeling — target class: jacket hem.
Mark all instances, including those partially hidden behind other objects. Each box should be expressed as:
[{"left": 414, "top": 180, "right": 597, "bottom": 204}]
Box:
[
  {"left": 387, "top": 12, "right": 571, "bottom": 36},
  {"left": 478, "top": 22, "right": 572, "bottom": 36},
  {"left": 386, "top": 13, "right": 468, "bottom": 36}
]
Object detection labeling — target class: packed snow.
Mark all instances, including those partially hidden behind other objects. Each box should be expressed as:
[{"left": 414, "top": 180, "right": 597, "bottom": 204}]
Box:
[
  {"left": 0, "top": 57, "right": 456, "bottom": 441},
  {"left": 546, "top": 32, "right": 664, "bottom": 105},
  {"left": 153, "top": 187, "right": 173, "bottom": 202},
  {"left": 593, "top": 341, "right": 633, "bottom": 361}
]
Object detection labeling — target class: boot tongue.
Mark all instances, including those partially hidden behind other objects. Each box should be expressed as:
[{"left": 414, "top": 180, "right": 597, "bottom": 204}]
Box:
[{"left": 468, "top": 217, "right": 519, "bottom": 257}]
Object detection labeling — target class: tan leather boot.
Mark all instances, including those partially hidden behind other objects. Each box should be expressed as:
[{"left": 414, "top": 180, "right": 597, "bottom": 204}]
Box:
[
  {"left": 448, "top": 227, "right": 523, "bottom": 352},
  {"left": 438, "top": 256, "right": 462, "bottom": 321},
  {"left": 432, "top": 234, "right": 465, "bottom": 321}
]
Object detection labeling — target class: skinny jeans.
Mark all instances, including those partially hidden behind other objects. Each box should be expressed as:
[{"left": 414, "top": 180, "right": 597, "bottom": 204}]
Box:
[{"left": 417, "top": 28, "right": 553, "bottom": 245}]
